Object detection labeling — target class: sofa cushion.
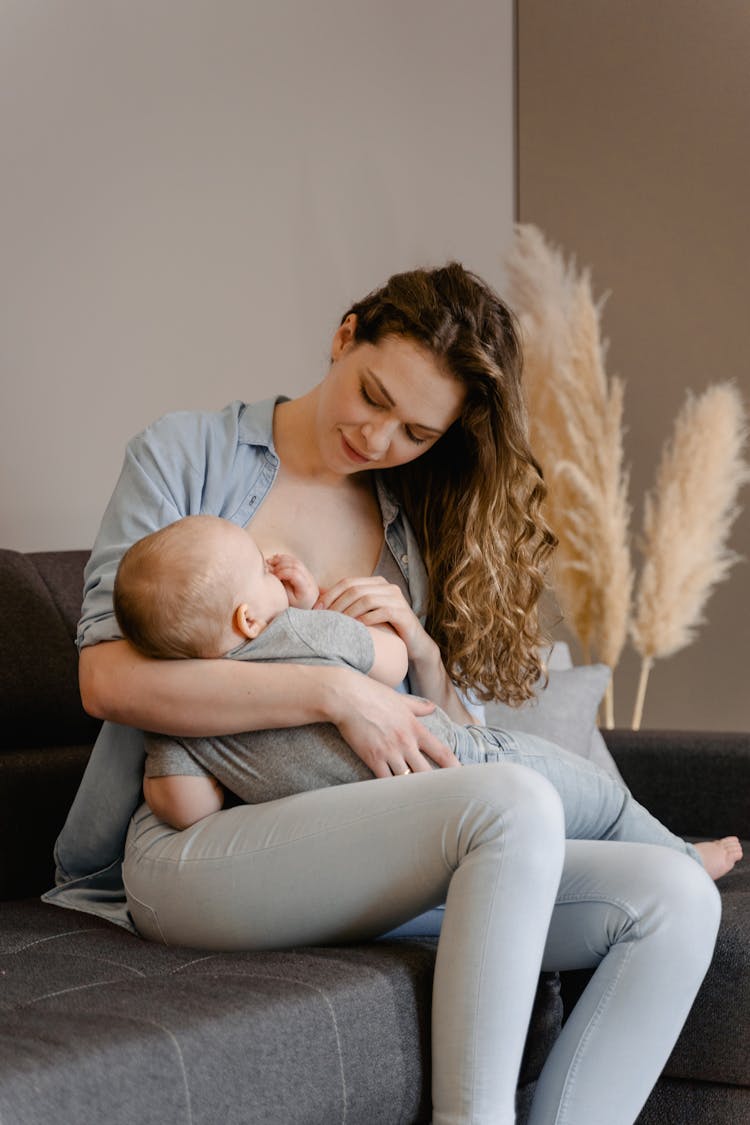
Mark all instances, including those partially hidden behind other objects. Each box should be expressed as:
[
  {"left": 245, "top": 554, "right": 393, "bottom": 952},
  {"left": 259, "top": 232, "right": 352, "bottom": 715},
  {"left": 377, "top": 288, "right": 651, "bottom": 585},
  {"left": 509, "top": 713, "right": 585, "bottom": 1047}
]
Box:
[
  {"left": 0, "top": 900, "right": 434, "bottom": 1125},
  {"left": 661, "top": 852, "right": 750, "bottom": 1086},
  {"left": 0, "top": 900, "right": 562, "bottom": 1125},
  {"left": 635, "top": 1076, "right": 750, "bottom": 1125}
]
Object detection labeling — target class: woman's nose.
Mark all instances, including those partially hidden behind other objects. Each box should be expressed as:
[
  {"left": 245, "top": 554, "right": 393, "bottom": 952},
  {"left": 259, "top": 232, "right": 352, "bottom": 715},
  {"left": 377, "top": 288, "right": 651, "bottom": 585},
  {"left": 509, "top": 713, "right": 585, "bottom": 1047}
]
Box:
[{"left": 362, "top": 417, "right": 398, "bottom": 453}]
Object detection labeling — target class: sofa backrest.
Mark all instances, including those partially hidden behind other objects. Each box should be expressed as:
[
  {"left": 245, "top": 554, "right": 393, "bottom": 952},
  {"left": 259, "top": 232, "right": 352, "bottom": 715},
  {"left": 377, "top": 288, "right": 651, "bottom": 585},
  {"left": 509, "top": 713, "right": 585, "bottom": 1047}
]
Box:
[
  {"left": 0, "top": 549, "right": 100, "bottom": 750},
  {"left": 0, "top": 549, "right": 101, "bottom": 898}
]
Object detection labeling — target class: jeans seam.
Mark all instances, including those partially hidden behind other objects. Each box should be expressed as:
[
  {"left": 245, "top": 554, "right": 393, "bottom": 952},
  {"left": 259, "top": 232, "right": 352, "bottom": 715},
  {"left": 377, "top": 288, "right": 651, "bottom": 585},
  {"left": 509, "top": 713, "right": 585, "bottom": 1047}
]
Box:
[
  {"left": 469, "top": 807, "right": 508, "bottom": 1113},
  {"left": 552, "top": 939, "right": 637, "bottom": 1125},
  {"left": 554, "top": 893, "right": 642, "bottom": 918}
]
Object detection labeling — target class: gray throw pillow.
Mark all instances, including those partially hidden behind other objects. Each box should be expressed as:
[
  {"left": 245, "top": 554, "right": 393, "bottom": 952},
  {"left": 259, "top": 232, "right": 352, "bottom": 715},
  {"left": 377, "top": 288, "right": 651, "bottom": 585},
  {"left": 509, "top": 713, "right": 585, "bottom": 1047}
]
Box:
[{"left": 484, "top": 661, "right": 624, "bottom": 782}]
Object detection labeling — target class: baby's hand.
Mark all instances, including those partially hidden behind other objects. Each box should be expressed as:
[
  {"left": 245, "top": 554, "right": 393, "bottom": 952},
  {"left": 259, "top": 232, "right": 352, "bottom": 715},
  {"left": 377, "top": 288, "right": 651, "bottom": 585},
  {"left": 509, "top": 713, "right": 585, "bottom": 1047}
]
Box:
[{"left": 267, "top": 553, "right": 319, "bottom": 610}]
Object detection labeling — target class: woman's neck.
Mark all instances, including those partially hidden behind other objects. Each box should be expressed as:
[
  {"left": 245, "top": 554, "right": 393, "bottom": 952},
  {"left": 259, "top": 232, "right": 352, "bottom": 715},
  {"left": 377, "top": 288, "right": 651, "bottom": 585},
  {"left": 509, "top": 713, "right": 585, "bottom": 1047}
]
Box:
[{"left": 273, "top": 391, "right": 346, "bottom": 485}]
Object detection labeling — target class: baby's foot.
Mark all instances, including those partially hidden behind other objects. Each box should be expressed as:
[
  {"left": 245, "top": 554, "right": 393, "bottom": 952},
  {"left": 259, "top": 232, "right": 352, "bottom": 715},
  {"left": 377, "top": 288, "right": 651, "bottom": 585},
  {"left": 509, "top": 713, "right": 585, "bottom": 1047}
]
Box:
[{"left": 695, "top": 837, "right": 743, "bottom": 880}]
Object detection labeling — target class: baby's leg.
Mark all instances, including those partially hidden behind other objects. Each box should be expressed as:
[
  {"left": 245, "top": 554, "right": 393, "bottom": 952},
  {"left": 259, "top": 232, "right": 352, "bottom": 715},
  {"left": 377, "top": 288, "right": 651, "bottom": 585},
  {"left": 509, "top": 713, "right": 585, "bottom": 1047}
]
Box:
[
  {"left": 457, "top": 725, "right": 709, "bottom": 864},
  {"left": 143, "top": 773, "right": 224, "bottom": 830}
]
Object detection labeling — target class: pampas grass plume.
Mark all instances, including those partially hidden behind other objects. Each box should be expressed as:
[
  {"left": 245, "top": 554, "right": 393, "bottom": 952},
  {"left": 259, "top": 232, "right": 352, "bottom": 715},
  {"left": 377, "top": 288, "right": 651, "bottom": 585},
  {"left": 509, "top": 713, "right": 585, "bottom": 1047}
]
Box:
[
  {"left": 506, "top": 225, "right": 632, "bottom": 726},
  {"left": 630, "top": 383, "right": 749, "bottom": 728}
]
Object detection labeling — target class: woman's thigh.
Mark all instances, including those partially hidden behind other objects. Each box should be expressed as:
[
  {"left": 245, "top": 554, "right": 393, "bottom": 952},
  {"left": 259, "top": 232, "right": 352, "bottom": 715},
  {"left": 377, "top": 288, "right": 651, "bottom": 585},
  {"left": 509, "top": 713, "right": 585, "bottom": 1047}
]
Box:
[{"left": 123, "top": 761, "right": 561, "bottom": 952}]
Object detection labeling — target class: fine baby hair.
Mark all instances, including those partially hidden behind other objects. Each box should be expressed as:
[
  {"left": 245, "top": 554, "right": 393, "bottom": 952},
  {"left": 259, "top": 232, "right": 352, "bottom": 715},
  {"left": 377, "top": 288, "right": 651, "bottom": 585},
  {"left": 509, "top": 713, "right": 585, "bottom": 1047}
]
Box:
[{"left": 113, "top": 515, "right": 249, "bottom": 660}]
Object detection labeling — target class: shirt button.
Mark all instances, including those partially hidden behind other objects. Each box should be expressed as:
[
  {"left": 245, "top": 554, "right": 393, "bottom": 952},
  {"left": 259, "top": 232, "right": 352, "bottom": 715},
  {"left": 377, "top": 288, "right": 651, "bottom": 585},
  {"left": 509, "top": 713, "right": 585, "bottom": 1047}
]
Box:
[{"left": 401, "top": 554, "right": 408, "bottom": 565}]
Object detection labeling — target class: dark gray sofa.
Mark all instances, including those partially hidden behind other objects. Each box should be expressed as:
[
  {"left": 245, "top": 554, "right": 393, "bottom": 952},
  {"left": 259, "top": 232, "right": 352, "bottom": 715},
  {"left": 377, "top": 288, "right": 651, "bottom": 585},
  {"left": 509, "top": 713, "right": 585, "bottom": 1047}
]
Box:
[{"left": 1, "top": 548, "right": 748, "bottom": 1124}]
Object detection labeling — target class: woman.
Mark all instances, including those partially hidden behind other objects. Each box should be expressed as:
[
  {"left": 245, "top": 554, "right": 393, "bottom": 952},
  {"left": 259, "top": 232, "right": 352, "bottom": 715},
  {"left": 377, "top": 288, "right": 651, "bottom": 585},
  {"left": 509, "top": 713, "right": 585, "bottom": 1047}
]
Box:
[{"left": 48, "top": 264, "right": 720, "bottom": 1124}]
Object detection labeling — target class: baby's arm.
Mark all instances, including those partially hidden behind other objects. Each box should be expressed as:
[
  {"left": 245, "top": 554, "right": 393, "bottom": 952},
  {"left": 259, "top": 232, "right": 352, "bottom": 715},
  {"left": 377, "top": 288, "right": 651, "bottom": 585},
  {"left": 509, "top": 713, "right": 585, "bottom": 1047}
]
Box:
[
  {"left": 143, "top": 773, "right": 224, "bottom": 830},
  {"left": 366, "top": 625, "right": 409, "bottom": 688}
]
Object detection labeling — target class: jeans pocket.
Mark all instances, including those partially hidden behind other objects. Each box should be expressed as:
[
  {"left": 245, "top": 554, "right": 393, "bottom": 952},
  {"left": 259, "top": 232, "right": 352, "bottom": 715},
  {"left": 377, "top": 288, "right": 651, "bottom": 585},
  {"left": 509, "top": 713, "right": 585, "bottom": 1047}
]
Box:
[
  {"left": 123, "top": 877, "right": 168, "bottom": 945},
  {"left": 469, "top": 725, "right": 520, "bottom": 754}
]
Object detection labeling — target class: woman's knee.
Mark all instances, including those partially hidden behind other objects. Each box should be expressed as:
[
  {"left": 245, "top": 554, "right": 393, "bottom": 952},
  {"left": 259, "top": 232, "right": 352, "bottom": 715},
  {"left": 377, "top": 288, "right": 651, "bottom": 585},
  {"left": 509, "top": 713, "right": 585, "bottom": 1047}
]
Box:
[
  {"left": 639, "top": 847, "right": 722, "bottom": 964},
  {"left": 664, "top": 848, "right": 722, "bottom": 930},
  {"left": 449, "top": 761, "right": 565, "bottom": 862}
]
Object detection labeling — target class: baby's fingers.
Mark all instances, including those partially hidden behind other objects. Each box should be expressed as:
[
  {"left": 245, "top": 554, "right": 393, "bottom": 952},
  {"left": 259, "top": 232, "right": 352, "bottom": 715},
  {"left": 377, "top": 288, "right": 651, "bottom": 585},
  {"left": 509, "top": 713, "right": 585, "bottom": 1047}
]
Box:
[{"left": 267, "top": 553, "right": 302, "bottom": 575}]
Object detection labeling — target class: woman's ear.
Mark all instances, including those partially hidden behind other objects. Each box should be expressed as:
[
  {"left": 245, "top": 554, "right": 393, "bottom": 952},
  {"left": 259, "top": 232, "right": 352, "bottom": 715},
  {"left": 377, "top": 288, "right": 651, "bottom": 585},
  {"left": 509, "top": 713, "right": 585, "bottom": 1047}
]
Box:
[
  {"left": 330, "top": 313, "right": 358, "bottom": 362},
  {"left": 234, "top": 604, "right": 263, "bottom": 641}
]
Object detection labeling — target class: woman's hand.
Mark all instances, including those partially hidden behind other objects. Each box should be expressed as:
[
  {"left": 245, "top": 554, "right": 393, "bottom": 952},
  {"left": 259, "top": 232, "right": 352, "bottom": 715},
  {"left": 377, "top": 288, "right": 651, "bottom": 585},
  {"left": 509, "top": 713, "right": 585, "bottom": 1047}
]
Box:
[
  {"left": 315, "top": 576, "right": 435, "bottom": 662},
  {"left": 323, "top": 668, "right": 460, "bottom": 778}
]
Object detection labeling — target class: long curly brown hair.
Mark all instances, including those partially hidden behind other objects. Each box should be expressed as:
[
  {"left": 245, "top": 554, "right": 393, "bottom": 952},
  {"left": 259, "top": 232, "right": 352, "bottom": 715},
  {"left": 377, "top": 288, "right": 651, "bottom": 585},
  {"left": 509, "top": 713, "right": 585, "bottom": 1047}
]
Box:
[{"left": 343, "top": 262, "right": 556, "bottom": 705}]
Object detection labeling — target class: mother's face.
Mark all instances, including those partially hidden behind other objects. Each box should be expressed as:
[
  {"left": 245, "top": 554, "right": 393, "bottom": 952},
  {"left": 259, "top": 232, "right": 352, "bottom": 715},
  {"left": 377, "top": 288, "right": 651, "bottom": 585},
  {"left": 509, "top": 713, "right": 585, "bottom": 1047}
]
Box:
[{"left": 316, "top": 315, "right": 466, "bottom": 474}]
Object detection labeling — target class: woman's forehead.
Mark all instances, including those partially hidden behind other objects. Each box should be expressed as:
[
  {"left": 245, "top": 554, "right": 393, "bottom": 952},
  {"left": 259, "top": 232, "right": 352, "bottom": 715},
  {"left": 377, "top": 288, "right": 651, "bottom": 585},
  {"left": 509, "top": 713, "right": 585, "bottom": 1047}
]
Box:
[{"left": 363, "top": 337, "right": 465, "bottom": 428}]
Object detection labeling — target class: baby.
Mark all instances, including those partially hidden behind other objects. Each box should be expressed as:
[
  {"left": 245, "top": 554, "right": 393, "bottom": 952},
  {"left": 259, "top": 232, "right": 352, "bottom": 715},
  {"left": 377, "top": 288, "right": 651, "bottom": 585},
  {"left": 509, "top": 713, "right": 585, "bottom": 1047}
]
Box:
[
  {"left": 114, "top": 515, "right": 742, "bottom": 879},
  {"left": 114, "top": 515, "right": 410, "bottom": 827}
]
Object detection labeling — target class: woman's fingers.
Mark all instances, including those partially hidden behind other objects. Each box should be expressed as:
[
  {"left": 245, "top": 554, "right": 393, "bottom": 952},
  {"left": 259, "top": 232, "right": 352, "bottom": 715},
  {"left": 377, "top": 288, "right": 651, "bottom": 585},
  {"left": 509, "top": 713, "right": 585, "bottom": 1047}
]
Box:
[
  {"left": 331, "top": 676, "right": 459, "bottom": 777},
  {"left": 316, "top": 575, "right": 388, "bottom": 609},
  {"left": 403, "top": 697, "right": 461, "bottom": 770},
  {"left": 316, "top": 578, "right": 399, "bottom": 619},
  {"left": 317, "top": 577, "right": 425, "bottom": 651}
]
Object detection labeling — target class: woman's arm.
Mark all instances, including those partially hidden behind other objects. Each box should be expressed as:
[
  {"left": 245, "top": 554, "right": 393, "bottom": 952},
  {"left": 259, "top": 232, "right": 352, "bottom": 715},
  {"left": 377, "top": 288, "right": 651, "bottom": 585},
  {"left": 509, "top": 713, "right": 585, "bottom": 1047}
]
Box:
[
  {"left": 406, "top": 637, "right": 476, "bottom": 725},
  {"left": 79, "top": 639, "right": 459, "bottom": 776},
  {"left": 80, "top": 639, "right": 343, "bottom": 735}
]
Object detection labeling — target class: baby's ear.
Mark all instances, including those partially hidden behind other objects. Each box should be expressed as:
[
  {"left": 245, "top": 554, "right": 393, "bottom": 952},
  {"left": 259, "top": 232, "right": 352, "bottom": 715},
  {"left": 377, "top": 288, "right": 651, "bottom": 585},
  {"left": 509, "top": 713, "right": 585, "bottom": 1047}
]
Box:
[{"left": 234, "top": 604, "right": 263, "bottom": 641}]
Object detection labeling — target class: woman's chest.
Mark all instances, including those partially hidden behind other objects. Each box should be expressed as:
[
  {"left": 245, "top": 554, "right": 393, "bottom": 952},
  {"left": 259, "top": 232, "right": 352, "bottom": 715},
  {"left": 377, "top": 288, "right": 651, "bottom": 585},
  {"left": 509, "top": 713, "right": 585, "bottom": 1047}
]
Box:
[{"left": 248, "top": 475, "right": 384, "bottom": 588}]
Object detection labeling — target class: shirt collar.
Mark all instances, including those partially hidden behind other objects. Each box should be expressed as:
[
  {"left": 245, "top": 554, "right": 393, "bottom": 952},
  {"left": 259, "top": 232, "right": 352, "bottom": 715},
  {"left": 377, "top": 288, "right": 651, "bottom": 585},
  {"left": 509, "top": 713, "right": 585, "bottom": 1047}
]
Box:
[
  {"left": 236, "top": 396, "right": 289, "bottom": 451},
  {"left": 374, "top": 473, "right": 400, "bottom": 527}
]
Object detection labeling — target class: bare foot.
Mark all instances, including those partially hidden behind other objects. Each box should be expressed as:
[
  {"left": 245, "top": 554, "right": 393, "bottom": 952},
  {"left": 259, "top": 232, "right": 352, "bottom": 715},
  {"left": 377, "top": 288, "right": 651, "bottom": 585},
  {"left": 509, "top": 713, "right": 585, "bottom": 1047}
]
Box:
[{"left": 695, "top": 837, "right": 743, "bottom": 880}]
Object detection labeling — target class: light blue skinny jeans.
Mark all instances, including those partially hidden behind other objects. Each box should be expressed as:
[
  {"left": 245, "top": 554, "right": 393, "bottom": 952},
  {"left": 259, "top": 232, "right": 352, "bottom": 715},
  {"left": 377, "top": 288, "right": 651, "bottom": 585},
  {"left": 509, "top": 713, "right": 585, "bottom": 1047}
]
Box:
[{"left": 123, "top": 751, "right": 721, "bottom": 1125}]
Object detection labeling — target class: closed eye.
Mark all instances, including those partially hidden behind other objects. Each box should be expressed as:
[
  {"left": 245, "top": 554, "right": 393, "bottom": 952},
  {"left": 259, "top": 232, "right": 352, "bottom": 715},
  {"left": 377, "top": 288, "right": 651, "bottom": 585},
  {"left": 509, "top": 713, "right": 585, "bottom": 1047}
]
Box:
[
  {"left": 359, "top": 379, "right": 428, "bottom": 444},
  {"left": 359, "top": 380, "right": 382, "bottom": 408}
]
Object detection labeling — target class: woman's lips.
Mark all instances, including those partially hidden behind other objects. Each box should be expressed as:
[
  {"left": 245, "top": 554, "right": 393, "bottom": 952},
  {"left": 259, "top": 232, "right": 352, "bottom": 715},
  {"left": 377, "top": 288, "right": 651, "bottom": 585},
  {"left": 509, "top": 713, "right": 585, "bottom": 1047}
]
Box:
[{"left": 341, "top": 434, "right": 370, "bottom": 463}]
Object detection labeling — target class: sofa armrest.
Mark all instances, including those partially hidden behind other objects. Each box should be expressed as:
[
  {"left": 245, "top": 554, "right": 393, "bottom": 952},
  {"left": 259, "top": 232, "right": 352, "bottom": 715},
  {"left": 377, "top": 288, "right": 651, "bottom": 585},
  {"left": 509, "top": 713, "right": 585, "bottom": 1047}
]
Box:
[{"left": 602, "top": 729, "right": 750, "bottom": 840}]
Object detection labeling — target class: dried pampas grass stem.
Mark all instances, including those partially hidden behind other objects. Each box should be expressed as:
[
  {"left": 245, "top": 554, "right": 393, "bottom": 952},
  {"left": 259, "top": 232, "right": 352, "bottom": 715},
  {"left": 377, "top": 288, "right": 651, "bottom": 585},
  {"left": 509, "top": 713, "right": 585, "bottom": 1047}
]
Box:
[
  {"left": 630, "top": 383, "right": 749, "bottom": 729},
  {"left": 506, "top": 225, "right": 633, "bottom": 727}
]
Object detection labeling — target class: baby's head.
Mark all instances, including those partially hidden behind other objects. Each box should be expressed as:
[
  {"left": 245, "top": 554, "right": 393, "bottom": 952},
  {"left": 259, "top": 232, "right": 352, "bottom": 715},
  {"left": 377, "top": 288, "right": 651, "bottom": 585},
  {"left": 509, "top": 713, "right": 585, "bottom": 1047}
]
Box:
[{"left": 114, "top": 515, "right": 290, "bottom": 659}]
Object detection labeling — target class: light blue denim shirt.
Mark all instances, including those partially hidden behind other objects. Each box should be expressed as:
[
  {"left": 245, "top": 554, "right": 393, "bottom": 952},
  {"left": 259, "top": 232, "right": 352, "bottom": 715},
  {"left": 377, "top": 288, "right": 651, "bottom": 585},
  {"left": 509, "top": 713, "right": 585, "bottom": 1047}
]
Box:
[{"left": 42, "top": 397, "right": 436, "bottom": 932}]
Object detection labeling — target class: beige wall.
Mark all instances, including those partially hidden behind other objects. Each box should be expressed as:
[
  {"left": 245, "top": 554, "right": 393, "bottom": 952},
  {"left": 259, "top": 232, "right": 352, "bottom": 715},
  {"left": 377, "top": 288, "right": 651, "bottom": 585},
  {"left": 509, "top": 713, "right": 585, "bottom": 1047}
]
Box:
[
  {"left": 517, "top": 0, "right": 750, "bottom": 730},
  {"left": 1, "top": 1, "right": 515, "bottom": 550}
]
